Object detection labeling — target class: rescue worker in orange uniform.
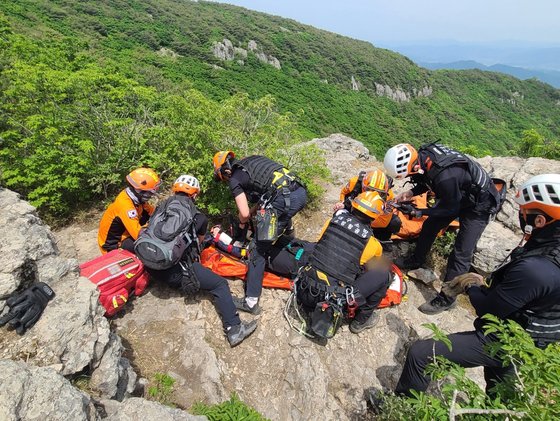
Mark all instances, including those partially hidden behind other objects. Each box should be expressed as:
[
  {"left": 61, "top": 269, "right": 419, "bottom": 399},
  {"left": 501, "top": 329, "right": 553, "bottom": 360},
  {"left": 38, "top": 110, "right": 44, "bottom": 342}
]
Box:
[
  {"left": 98, "top": 168, "right": 161, "bottom": 254},
  {"left": 334, "top": 169, "right": 402, "bottom": 250}
]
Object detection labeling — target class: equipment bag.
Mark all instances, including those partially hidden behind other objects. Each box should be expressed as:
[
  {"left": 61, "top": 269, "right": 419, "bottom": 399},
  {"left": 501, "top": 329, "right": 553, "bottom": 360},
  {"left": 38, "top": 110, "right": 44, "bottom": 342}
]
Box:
[
  {"left": 255, "top": 203, "right": 278, "bottom": 242},
  {"left": 135, "top": 195, "right": 198, "bottom": 270},
  {"left": 310, "top": 300, "right": 344, "bottom": 339},
  {"left": 79, "top": 249, "right": 149, "bottom": 317}
]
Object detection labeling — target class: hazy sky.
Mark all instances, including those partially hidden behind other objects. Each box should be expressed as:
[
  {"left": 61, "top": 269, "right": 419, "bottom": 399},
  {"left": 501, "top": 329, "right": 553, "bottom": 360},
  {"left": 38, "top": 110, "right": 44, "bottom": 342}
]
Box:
[{"left": 216, "top": 0, "right": 560, "bottom": 46}]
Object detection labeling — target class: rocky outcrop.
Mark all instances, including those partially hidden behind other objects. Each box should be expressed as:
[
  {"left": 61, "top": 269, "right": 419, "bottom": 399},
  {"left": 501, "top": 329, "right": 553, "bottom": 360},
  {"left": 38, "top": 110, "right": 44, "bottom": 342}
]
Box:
[
  {"left": 351, "top": 75, "right": 360, "bottom": 91},
  {"left": 212, "top": 38, "right": 281, "bottom": 69},
  {"left": 375, "top": 83, "right": 433, "bottom": 102},
  {"left": 0, "top": 359, "right": 98, "bottom": 421}
]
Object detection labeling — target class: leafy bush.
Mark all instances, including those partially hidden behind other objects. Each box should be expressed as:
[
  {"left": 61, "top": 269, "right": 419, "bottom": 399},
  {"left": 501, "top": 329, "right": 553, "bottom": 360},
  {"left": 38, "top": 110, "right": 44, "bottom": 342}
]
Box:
[
  {"left": 147, "top": 372, "right": 176, "bottom": 407},
  {"left": 0, "top": 22, "right": 326, "bottom": 219},
  {"left": 375, "top": 316, "right": 560, "bottom": 420},
  {"left": 191, "top": 393, "right": 269, "bottom": 421}
]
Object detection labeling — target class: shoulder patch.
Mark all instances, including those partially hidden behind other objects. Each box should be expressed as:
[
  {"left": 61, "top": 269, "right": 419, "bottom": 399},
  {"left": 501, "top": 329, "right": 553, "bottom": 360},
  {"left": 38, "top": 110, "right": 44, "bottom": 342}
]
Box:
[{"left": 127, "top": 209, "right": 138, "bottom": 219}]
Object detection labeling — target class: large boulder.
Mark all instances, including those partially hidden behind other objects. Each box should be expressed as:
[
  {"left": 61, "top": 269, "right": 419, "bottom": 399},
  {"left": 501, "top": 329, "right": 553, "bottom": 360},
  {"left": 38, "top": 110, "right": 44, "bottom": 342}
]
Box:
[
  {"left": 0, "top": 359, "right": 98, "bottom": 421},
  {"left": 0, "top": 188, "right": 131, "bottom": 400}
]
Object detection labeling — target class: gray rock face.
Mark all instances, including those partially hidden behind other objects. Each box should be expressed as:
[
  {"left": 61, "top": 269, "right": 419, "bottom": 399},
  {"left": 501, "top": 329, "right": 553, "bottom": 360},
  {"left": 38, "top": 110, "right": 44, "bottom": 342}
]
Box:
[
  {"left": 0, "top": 359, "right": 98, "bottom": 421},
  {"left": 100, "top": 397, "right": 206, "bottom": 421},
  {"left": 374, "top": 83, "right": 433, "bottom": 102},
  {"left": 351, "top": 75, "right": 360, "bottom": 91},
  {"left": 0, "top": 188, "right": 130, "bottom": 401},
  {"left": 90, "top": 332, "right": 137, "bottom": 400}
]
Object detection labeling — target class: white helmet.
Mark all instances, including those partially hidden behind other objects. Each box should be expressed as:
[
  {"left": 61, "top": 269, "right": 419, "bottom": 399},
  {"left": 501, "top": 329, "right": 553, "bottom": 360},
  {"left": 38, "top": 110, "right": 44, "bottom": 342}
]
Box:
[
  {"left": 172, "top": 174, "right": 200, "bottom": 196},
  {"left": 383, "top": 143, "right": 418, "bottom": 179},
  {"left": 515, "top": 174, "right": 560, "bottom": 220}
]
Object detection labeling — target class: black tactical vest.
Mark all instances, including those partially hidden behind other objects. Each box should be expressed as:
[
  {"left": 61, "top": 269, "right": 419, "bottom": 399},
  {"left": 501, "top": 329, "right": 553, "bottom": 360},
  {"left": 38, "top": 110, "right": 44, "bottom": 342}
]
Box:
[
  {"left": 491, "top": 241, "right": 560, "bottom": 348},
  {"left": 233, "top": 156, "right": 286, "bottom": 195},
  {"left": 309, "top": 212, "right": 372, "bottom": 285},
  {"left": 418, "top": 143, "right": 493, "bottom": 206}
]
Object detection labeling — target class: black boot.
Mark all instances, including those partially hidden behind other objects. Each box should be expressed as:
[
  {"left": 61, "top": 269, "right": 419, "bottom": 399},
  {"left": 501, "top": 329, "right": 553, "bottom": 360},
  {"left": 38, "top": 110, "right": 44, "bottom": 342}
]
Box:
[
  {"left": 232, "top": 297, "right": 261, "bottom": 315},
  {"left": 227, "top": 320, "right": 257, "bottom": 347},
  {"left": 418, "top": 292, "right": 457, "bottom": 315}
]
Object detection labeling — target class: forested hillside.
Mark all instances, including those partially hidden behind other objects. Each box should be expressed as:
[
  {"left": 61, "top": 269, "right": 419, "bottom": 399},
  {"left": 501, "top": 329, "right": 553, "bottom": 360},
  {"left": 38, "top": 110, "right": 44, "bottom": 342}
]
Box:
[{"left": 1, "top": 0, "right": 560, "bottom": 217}]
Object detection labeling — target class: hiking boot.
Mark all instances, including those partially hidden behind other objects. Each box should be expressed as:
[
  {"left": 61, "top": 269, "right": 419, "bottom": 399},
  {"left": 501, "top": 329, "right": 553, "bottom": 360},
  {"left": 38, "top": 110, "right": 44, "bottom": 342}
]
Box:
[
  {"left": 232, "top": 297, "right": 261, "bottom": 315},
  {"left": 227, "top": 320, "right": 257, "bottom": 347},
  {"left": 418, "top": 292, "right": 457, "bottom": 315},
  {"left": 349, "top": 312, "right": 379, "bottom": 334},
  {"left": 394, "top": 255, "right": 422, "bottom": 271},
  {"left": 365, "top": 387, "right": 386, "bottom": 415}
]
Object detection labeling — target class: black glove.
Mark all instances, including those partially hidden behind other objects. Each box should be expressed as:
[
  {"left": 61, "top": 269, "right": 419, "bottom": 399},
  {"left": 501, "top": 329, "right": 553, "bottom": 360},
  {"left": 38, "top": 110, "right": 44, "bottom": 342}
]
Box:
[
  {"left": 399, "top": 203, "right": 416, "bottom": 215},
  {"left": 0, "top": 282, "right": 55, "bottom": 335},
  {"left": 233, "top": 222, "right": 248, "bottom": 242}
]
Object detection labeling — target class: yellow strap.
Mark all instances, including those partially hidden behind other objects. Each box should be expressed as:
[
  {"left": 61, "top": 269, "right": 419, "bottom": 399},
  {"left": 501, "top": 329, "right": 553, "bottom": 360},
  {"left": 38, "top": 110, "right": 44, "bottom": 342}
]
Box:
[
  {"left": 112, "top": 296, "right": 118, "bottom": 308},
  {"left": 316, "top": 270, "right": 330, "bottom": 285},
  {"left": 120, "top": 295, "right": 127, "bottom": 303},
  {"left": 125, "top": 272, "right": 134, "bottom": 279}
]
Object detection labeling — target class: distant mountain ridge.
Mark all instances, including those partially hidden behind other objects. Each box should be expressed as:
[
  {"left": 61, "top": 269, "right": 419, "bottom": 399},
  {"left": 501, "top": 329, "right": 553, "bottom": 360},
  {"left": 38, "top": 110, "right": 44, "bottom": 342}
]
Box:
[
  {"left": 385, "top": 42, "right": 560, "bottom": 72},
  {"left": 420, "top": 60, "right": 560, "bottom": 88}
]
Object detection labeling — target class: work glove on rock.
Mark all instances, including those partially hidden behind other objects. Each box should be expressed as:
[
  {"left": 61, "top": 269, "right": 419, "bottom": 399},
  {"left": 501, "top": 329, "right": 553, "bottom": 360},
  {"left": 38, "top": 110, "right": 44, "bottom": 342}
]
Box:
[
  {"left": 0, "top": 282, "right": 55, "bottom": 335},
  {"left": 441, "top": 273, "right": 485, "bottom": 299}
]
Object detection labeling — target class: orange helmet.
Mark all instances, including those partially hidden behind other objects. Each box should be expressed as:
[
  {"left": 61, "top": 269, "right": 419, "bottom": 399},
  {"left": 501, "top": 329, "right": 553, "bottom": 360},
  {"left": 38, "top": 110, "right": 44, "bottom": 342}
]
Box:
[
  {"left": 363, "top": 170, "right": 392, "bottom": 199},
  {"left": 173, "top": 174, "right": 200, "bottom": 197},
  {"left": 126, "top": 168, "right": 161, "bottom": 192},
  {"left": 213, "top": 151, "right": 235, "bottom": 181},
  {"left": 352, "top": 191, "right": 384, "bottom": 220},
  {"left": 515, "top": 174, "right": 560, "bottom": 221},
  {"left": 383, "top": 144, "right": 419, "bottom": 179}
]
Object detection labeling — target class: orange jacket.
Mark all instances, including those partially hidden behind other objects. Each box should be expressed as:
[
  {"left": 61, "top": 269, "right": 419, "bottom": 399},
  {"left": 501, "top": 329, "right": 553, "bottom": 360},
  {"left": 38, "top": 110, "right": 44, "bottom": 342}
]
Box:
[
  {"left": 98, "top": 189, "right": 154, "bottom": 254},
  {"left": 339, "top": 176, "right": 395, "bottom": 229}
]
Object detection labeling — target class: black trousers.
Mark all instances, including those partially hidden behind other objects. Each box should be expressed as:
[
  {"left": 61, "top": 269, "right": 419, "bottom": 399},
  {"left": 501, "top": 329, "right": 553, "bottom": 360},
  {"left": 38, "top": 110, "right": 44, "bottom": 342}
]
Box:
[
  {"left": 149, "top": 262, "right": 240, "bottom": 329},
  {"left": 413, "top": 208, "right": 490, "bottom": 282},
  {"left": 395, "top": 330, "right": 512, "bottom": 396},
  {"left": 372, "top": 214, "right": 402, "bottom": 242},
  {"left": 246, "top": 186, "right": 307, "bottom": 298}
]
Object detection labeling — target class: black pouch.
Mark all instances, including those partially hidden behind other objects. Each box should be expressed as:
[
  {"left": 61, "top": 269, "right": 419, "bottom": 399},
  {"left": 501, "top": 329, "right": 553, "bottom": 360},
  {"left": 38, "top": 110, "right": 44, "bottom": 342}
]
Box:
[
  {"left": 310, "top": 300, "right": 343, "bottom": 339},
  {"left": 255, "top": 205, "right": 278, "bottom": 242},
  {"left": 179, "top": 262, "right": 200, "bottom": 295}
]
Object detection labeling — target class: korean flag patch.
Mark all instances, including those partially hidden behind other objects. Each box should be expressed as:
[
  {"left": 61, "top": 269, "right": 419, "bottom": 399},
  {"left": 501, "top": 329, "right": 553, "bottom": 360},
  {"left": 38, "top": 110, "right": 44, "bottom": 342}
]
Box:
[{"left": 127, "top": 209, "right": 138, "bottom": 219}]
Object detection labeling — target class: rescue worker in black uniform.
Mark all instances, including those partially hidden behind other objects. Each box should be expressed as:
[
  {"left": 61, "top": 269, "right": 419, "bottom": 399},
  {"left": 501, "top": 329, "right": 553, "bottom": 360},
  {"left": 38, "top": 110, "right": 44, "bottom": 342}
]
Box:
[
  {"left": 297, "top": 191, "right": 391, "bottom": 334},
  {"left": 143, "top": 175, "right": 257, "bottom": 347},
  {"left": 213, "top": 151, "right": 307, "bottom": 314},
  {"left": 383, "top": 143, "right": 501, "bottom": 314},
  {"left": 384, "top": 174, "right": 560, "bottom": 397}
]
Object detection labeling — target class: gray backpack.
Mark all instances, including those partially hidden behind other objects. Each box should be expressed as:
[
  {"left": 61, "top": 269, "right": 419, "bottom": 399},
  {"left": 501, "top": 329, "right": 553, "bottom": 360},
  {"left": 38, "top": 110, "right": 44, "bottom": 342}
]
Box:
[{"left": 134, "top": 195, "right": 199, "bottom": 270}]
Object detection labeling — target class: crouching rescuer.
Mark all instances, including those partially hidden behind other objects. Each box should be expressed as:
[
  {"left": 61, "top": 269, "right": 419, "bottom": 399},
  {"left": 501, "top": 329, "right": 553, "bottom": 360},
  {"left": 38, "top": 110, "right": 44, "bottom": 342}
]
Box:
[
  {"left": 295, "top": 191, "right": 392, "bottom": 337},
  {"left": 213, "top": 151, "right": 308, "bottom": 315},
  {"left": 134, "top": 175, "right": 257, "bottom": 347}
]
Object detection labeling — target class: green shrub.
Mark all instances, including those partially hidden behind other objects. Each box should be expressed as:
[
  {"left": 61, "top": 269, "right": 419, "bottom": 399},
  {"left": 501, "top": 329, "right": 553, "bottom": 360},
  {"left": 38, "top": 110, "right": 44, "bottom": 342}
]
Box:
[
  {"left": 147, "top": 372, "right": 176, "bottom": 407},
  {"left": 191, "top": 393, "right": 269, "bottom": 421},
  {"left": 375, "top": 317, "right": 560, "bottom": 420}
]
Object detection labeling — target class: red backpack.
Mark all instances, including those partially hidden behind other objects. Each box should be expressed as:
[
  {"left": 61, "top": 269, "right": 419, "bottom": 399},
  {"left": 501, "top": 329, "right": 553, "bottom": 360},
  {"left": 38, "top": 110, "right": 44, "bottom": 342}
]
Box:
[{"left": 79, "top": 249, "right": 149, "bottom": 316}]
